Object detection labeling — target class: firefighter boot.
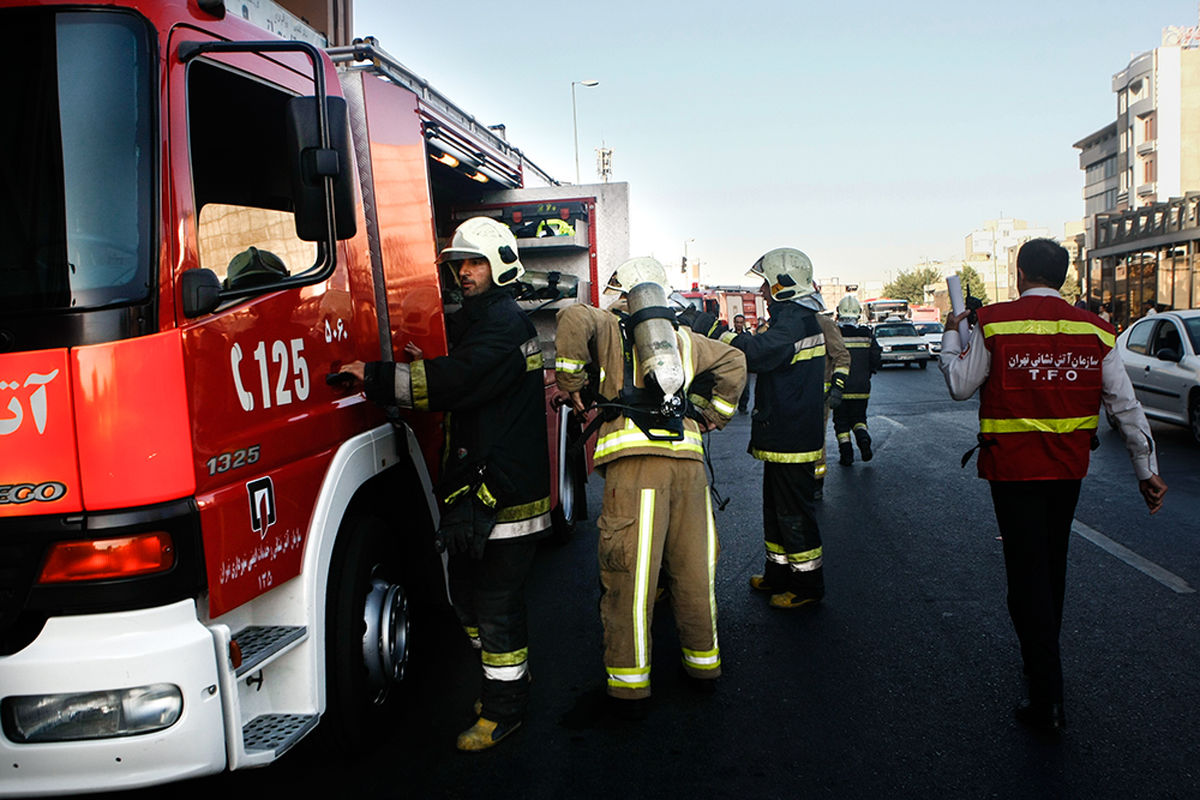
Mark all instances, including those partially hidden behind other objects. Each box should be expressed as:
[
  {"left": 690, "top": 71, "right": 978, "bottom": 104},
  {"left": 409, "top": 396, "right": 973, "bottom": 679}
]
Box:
[
  {"left": 856, "top": 429, "right": 873, "bottom": 462},
  {"left": 838, "top": 441, "right": 854, "bottom": 466},
  {"left": 769, "top": 591, "right": 822, "bottom": 610},
  {"left": 749, "top": 574, "right": 776, "bottom": 593},
  {"left": 456, "top": 716, "right": 522, "bottom": 752}
]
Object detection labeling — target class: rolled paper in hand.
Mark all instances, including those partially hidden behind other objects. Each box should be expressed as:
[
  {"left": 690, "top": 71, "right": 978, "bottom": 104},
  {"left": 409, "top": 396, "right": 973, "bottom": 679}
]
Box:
[{"left": 947, "top": 274, "right": 971, "bottom": 344}]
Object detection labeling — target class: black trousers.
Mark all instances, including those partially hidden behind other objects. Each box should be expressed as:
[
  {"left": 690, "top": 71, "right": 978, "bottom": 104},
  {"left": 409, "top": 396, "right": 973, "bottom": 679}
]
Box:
[
  {"left": 989, "top": 479, "right": 1082, "bottom": 706},
  {"left": 832, "top": 398, "right": 868, "bottom": 438},
  {"left": 448, "top": 538, "right": 537, "bottom": 722},
  {"left": 762, "top": 461, "right": 824, "bottom": 597}
]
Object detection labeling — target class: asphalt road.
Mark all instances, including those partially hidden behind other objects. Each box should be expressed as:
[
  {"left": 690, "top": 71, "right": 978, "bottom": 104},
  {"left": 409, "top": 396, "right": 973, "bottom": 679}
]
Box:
[{"left": 108, "top": 362, "right": 1199, "bottom": 800}]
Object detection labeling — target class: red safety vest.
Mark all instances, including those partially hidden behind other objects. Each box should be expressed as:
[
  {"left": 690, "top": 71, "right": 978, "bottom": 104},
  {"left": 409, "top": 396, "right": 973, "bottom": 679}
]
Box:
[{"left": 976, "top": 294, "right": 1115, "bottom": 481}]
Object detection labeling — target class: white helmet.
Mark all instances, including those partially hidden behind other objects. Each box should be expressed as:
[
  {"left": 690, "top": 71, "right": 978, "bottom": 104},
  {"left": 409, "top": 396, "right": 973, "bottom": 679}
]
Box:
[
  {"left": 438, "top": 217, "right": 525, "bottom": 286},
  {"left": 747, "top": 248, "right": 815, "bottom": 301},
  {"left": 836, "top": 295, "right": 862, "bottom": 321},
  {"left": 605, "top": 256, "right": 671, "bottom": 295}
]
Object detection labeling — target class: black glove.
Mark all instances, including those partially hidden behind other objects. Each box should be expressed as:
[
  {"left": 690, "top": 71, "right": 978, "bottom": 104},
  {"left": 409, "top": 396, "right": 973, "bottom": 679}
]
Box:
[
  {"left": 828, "top": 374, "right": 845, "bottom": 410},
  {"left": 435, "top": 495, "right": 497, "bottom": 559},
  {"left": 676, "top": 307, "right": 700, "bottom": 327}
]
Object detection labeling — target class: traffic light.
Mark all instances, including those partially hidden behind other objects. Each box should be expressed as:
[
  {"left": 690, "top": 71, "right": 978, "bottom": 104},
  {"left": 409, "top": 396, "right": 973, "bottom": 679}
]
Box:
[{"left": 681, "top": 255, "right": 688, "bottom": 273}]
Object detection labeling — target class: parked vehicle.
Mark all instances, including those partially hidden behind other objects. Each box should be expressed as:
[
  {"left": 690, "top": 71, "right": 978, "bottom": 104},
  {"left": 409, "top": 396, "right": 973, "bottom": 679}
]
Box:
[
  {"left": 0, "top": 1, "right": 621, "bottom": 794},
  {"left": 1111, "top": 310, "right": 1200, "bottom": 444},
  {"left": 915, "top": 321, "right": 944, "bottom": 357},
  {"left": 873, "top": 321, "right": 931, "bottom": 368}
]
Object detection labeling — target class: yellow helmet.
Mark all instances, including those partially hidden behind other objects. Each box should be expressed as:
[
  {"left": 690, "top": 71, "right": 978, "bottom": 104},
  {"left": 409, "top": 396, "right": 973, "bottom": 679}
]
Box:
[
  {"left": 438, "top": 217, "right": 525, "bottom": 286},
  {"left": 747, "top": 248, "right": 815, "bottom": 301}
]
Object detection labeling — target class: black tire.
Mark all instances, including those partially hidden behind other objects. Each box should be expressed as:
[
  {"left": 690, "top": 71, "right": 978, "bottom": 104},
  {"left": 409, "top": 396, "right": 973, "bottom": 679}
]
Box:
[
  {"left": 550, "top": 407, "right": 586, "bottom": 545},
  {"left": 323, "top": 515, "right": 410, "bottom": 752},
  {"left": 918, "top": 360, "right": 928, "bottom": 370},
  {"left": 1189, "top": 394, "right": 1200, "bottom": 446}
]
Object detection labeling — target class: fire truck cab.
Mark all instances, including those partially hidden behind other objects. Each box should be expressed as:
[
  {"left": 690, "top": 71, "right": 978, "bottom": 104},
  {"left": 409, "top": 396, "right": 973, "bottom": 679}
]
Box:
[{"left": 0, "top": 0, "right": 626, "bottom": 794}]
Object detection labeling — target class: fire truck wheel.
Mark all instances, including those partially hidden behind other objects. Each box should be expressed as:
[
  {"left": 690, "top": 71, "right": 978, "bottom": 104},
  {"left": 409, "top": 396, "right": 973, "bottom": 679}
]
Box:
[
  {"left": 550, "top": 408, "right": 586, "bottom": 545},
  {"left": 324, "top": 515, "right": 410, "bottom": 750}
]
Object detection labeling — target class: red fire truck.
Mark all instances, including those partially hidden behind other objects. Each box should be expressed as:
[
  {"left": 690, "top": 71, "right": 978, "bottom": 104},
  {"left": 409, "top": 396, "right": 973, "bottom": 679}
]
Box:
[{"left": 0, "top": 0, "right": 624, "bottom": 794}]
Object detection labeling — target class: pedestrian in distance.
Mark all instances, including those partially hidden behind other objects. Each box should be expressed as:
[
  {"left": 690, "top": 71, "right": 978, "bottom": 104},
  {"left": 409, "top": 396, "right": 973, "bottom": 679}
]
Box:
[
  {"left": 555, "top": 257, "right": 746, "bottom": 719},
  {"left": 340, "top": 216, "right": 550, "bottom": 752},
  {"left": 939, "top": 237, "right": 1167, "bottom": 734},
  {"left": 732, "top": 314, "right": 753, "bottom": 413},
  {"left": 688, "top": 248, "right": 831, "bottom": 610},
  {"left": 833, "top": 296, "right": 881, "bottom": 466}
]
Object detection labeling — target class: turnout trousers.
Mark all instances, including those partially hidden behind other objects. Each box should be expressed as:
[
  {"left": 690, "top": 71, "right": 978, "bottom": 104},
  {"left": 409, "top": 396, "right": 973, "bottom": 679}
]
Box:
[
  {"left": 833, "top": 399, "right": 869, "bottom": 443},
  {"left": 448, "top": 538, "right": 538, "bottom": 723},
  {"left": 989, "top": 479, "right": 1082, "bottom": 706},
  {"left": 597, "top": 456, "right": 721, "bottom": 699},
  {"left": 762, "top": 461, "right": 824, "bottom": 598}
]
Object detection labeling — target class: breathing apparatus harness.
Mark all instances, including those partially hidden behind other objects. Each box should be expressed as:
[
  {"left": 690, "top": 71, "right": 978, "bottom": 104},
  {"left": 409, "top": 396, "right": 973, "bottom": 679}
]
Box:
[{"left": 569, "top": 308, "right": 731, "bottom": 510}]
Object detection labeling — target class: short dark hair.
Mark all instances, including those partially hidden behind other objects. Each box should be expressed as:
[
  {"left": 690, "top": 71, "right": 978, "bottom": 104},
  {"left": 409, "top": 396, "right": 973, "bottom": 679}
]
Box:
[
  {"left": 1017, "top": 238, "right": 1069, "bottom": 288},
  {"left": 734, "top": 314, "right": 745, "bottom": 321}
]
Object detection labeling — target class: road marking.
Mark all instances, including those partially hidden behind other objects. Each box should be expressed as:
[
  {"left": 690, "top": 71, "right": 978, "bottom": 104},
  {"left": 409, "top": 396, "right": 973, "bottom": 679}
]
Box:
[
  {"left": 875, "top": 416, "right": 905, "bottom": 429},
  {"left": 1072, "top": 520, "right": 1195, "bottom": 594}
]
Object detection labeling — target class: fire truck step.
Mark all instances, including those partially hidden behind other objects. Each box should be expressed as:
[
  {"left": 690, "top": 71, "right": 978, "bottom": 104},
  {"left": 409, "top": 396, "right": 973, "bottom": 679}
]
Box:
[
  {"left": 232, "top": 625, "right": 307, "bottom": 677},
  {"left": 242, "top": 713, "right": 319, "bottom": 756}
]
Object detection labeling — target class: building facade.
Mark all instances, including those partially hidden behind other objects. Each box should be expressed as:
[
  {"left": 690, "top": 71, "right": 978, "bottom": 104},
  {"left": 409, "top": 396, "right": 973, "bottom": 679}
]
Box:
[{"left": 1076, "top": 21, "right": 1200, "bottom": 328}]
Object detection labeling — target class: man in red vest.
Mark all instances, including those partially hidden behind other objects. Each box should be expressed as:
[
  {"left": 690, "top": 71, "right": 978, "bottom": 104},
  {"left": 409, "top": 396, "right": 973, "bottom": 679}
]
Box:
[{"left": 940, "top": 238, "right": 1167, "bottom": 733}]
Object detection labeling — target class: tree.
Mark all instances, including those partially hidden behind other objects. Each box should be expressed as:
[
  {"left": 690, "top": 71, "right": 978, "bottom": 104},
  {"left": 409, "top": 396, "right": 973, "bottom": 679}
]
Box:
[
  {"left": 955, "top": 263, "right": 989, "bottom": 305},
  {"left": 882, "top": 266, "right": 943, "bottom": 305}
]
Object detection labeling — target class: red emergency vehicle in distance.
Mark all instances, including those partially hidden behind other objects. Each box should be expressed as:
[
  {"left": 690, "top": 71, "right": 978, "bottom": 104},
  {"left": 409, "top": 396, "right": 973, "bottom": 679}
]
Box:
[{"left": 0, "top": 1, "right": 621, "bottom": 794}]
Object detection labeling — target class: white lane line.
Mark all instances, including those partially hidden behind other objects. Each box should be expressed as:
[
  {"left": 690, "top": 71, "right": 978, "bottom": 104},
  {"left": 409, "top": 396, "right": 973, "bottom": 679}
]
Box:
[
  {"left": 1072, "top": 520, "right": 1195, "bottom": 594},
  {"left": 875, "top": 416, "right": 905, "bottom": 429}
]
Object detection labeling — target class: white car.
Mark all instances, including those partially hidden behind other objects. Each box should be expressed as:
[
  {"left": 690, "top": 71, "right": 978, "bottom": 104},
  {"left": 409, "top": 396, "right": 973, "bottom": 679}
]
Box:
[
  {"left": 872, "top": 321, "right": 931, "bottom": 369},
  {"left": 1112, "top": 309, "right": 1200, "bottom": 444},
  {"left": 914, "top": 321, "right": 944, "bottom": 357}
]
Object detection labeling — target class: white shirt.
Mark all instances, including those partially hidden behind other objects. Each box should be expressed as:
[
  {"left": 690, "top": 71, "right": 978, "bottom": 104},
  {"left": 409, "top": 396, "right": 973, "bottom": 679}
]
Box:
[{"left": 938, "top": 287, "right": 1158, "bottom": 480}]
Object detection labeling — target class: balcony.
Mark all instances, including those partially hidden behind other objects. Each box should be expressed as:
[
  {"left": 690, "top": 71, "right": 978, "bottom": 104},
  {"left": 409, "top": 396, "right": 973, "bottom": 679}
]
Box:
[{"left": 1136, "top": 139, "right": 1157, "bottom": 156}]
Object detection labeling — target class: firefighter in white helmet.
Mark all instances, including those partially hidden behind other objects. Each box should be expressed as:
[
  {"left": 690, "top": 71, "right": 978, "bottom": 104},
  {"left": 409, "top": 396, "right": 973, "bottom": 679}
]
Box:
[
  {"left": 340, "top": 216, "right": 549, "bottom": 751},
  {"left": 810, "top": 280, "right": 851, "bottom": 499},
  {"left": 833, "top": 295, "right": 881, "bottom": 466},
  {"left": 555, "top": 257, "right": 745, "bottom": 717},
  {"left": 681, "top": 247, "right": 831, "bottom": 609}
]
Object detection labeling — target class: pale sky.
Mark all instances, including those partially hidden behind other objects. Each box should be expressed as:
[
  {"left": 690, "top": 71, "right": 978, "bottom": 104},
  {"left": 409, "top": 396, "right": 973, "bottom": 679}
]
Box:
[{"left": 354, "top": 0, "right": 1200, "bottom": 287}]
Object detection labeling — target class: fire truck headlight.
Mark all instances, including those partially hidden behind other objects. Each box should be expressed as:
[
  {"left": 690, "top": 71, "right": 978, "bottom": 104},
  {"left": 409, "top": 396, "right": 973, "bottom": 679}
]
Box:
[
  {"left": 881, "top": 345, "right": 892, "bottom": 352},
  {"left": 2, "top": 684, "right": 182, "bottom": 743}
]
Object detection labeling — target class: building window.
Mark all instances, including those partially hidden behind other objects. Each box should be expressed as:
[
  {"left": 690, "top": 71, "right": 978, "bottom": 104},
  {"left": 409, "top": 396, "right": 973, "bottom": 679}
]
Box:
[
  {"left": 1144, "top": 113, "right": 1156, "bottom": 141},
  {"left": 1144, "top": 157, "right": 1156, "bottom": 184},
  {"left": 1119, "top": 90, "right": 1128, "bottom": 113}
]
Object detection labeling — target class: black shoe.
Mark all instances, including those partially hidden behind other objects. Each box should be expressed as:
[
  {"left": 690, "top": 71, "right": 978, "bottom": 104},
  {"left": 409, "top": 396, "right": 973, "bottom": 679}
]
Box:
[
  {"left": 812, "top": 478, "right": 824, "bottom": 501},
  {"left": 679, "top": 666, "right": 718, "bottom": 694},
  {"left": 607, "top": 695, "right": 649, "bottom": 721},
  {"left": 838, "top": 442, "right": 854, "bottom": 466},
  {"left": 856, "top": 431, "right": 873, "bottom": 462},
  {"left": 1014, "top": 699, "right": 1066, "bottom": 733}
]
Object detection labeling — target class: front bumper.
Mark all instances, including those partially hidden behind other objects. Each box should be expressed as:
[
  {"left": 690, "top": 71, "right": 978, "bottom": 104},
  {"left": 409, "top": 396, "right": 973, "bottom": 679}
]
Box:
[
  {"left": 880, "top": 351, "right": 930, "bottom": 363},
  {"left": 0, "top": 600, "right": 225, "bottom": 797}
]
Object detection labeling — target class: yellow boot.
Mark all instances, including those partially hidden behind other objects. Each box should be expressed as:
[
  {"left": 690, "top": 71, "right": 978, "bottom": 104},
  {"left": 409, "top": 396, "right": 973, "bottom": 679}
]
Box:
[
  {"left": 749, "top": 574, "right": 775, "bottom": 593},
  {"left": 456, "top": 717, "right": 522, "bottom": 752},
  {"left": 768, "top": 591, "right": 821, "bottom": 610}
]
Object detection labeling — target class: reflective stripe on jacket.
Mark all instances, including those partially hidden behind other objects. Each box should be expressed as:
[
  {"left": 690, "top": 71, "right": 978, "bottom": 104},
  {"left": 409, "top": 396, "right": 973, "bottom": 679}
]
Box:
[
  {"left": 976, "top": 294, "right": 1114, "bottom": 481},
  {"left": 731, "top": 301, "right": 826, "bottom": 463},
  {"left": 838, "top": 322, "right": 881, "bottom": 398},
  {"left": 555, "top": 303, "right": 746, "bottom": 467}
]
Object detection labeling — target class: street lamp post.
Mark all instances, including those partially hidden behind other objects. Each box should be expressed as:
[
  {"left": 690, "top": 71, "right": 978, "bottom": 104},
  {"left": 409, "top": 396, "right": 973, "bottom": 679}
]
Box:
[{"left": 572, "top": 79, "right": 599, "bottom": 184}]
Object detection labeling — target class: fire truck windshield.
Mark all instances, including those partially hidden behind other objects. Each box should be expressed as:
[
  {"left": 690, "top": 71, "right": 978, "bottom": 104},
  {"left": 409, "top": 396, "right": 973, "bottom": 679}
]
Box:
[{"left": 0, "top": 9, "right": 154, "bottom": 313}]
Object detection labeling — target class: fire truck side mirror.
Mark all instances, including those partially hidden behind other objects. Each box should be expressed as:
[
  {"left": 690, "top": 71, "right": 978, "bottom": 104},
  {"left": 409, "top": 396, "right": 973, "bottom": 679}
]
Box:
[
  {"left": 285, "top": 95, "right": 357, "bottom": 243},
  {"left": 181, "top": 268, "right": 223, "bottom": 318}
]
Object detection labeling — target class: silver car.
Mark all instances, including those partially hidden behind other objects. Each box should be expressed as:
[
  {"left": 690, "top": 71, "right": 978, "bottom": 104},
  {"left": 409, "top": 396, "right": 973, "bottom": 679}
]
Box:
[
  {"left": 873, "top": 321, "right": 931, "bottom": 369},
  {"left": 1112, "top": 309, "right": 1200, "bottom": 444},
  {"left": 914, "top": 321, "right": 944, "bottom": 357}
]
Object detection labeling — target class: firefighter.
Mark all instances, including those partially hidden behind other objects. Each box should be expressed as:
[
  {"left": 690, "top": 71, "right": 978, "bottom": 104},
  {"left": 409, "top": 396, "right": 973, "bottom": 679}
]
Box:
[
  {"left": 339, "top": 216, "right": 549, "bottom": 752},
  {"left": 555, "top": 257, "right": 745, "bottom": 716},
  {"left": 812, "top": 282, "right": 851, "bottom": 499},
  {"left": 700, "top": 248, "right": 831, "bottom": 609},
  {"left": 833, "top": 296, "right": 881, "bottom": 466}
]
